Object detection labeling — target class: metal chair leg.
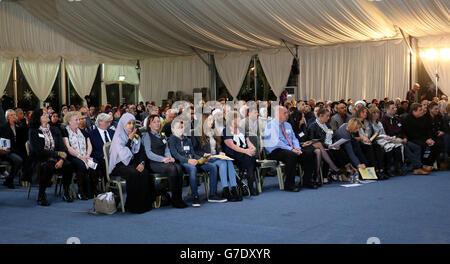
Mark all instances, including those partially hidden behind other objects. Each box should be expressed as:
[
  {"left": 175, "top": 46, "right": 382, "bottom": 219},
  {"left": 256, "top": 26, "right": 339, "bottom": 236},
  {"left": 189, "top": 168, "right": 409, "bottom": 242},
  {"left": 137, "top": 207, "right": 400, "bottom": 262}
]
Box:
[
  {"left": 255, "top": 168, "right": 262, "bottom": 193},
  {"left": 27, "top": 182, "right": 31, "bottom": 200},
  {"left": 204, "top": 173, "right": 210, "bottom": 198},
  {"left": 154, "top": 195, "right": 161, "bottom": 209},
  {"left": 276, "top": 166, "right": 284, "bottom": 190},
  {"left": 117, "top": 183, "right": 125, "bottom": 213},
  {"left": 54, "top": 177, "right": 58, "bottom": 196}
]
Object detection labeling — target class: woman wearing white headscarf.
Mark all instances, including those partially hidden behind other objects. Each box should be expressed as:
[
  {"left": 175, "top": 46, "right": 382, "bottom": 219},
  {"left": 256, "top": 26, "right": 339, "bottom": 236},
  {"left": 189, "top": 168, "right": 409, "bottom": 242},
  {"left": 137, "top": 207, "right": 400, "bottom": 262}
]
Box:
[{"left": 109, "top": 113, "right": 155, "bottom": 213}]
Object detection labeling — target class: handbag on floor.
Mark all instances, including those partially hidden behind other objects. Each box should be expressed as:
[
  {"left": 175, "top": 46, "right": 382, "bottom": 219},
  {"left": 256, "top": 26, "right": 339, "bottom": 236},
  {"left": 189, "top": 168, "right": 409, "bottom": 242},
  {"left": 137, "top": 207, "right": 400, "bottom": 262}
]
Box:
[
  {"left": 90, "top": 192, "right": 117, "bottom": 215},
  {"left": 236, "top": 171, "right": 250, "bottom": 197}
]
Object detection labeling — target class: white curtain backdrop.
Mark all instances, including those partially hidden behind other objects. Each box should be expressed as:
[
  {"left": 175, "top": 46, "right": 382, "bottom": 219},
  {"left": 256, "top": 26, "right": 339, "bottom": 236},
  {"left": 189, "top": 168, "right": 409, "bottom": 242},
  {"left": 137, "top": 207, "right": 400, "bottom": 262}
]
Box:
[
  {"left": 140, "top": 56, "right": 209, "bottom": 104},
  {"left": 0, "top": 57, "right": 13, "bottom": 93},
  {"left": 259, "top": 49, "right": 294, "bottom": 99},
  {"left": 19, "top": 57, "right": 60, "bottom": 102},
  {"left": 418, "top": 34, "right": 450, "bottom": 96},
  {"left": 214, "top": 52, "right": 253, "bottom": 99},
  {"left": 0, "top": 2, "right": 104, "bottom": 60},
  {"left": 299, "top": 39, "right": 409, "bottom": 101},
  {"left": 103, "top": 63, "right": 139, "bottom": 85},
  {"left": 66, "top": 61, "right": 99, "bottom": 104}
]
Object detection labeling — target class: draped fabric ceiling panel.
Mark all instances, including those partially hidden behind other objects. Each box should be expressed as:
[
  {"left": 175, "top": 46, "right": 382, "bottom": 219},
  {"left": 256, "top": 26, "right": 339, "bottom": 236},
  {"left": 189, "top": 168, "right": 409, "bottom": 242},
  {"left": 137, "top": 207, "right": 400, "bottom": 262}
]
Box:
[
  {"left": 0, "top": 56, "right": 13, "bottom": 93},
  {"left": 13, "top": 0, "right": 450, "bottom": 60},
  {"left": 1, "top": 0, "right": 449, "bottom": 103}
]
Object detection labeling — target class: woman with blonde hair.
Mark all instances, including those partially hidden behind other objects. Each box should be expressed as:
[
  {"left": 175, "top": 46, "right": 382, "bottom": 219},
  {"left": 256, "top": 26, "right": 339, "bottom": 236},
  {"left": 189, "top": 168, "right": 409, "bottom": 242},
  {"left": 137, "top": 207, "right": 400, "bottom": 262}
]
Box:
[
  {"left": 333, "top": 118, "right": 367, "bottom": 181},
  {"left": 62, "top": 111, "right": 95, "bottom": 199},
  {"left": 355, "top": 107, "right": 388, "bottom": 179},
  {"left": 192, "top": 113, "right": 240, "bottom": 202},
  {"left": 368, "top": 106, "right": 403, "bottom": 177}
]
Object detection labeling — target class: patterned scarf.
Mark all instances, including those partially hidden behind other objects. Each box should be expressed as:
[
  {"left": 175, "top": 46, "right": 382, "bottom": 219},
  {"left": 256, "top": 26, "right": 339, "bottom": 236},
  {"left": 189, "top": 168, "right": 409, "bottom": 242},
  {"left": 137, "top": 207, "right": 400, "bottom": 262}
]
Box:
[
  {"left": 66, "top": 126, "right": 87, "bottom": 156},
  {"left": 39, "top": 124, "right": 55, "bottom": 151}
]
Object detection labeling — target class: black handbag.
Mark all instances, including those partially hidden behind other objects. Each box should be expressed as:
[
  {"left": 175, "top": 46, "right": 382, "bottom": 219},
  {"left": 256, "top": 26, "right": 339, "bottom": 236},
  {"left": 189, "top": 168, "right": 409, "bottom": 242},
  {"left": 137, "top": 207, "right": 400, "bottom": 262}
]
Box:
[{"left": 236, "top": 171, "right": 250, "bottom": 197}]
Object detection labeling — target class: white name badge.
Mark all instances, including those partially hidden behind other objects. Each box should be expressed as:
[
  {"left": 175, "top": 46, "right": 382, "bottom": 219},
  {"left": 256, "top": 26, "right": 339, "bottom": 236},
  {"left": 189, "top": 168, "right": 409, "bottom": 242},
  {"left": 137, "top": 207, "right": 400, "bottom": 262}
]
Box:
[
  {"left": 162, "top": 139, "right": 167, "bottom": 144},
  {"left": 286, "top": 129, "right": 292, "bottom": 134},
  {"left": 328, "top": 129, "right": 334, "bottom": 135},
  {"left": 397, "top": 123, "right": 402, "bottom": 127},
  {"left": 133, "top": 138, "right": 139, "bottom": 145},
  {"left": 298, "top": 132, "right": 305, "bottom": 138},
  {"left": 38, "top": 133, "right": 45, "bottom": 138},
  {"left": 184, "top": 146, "right": 190, "bottom": 151}
]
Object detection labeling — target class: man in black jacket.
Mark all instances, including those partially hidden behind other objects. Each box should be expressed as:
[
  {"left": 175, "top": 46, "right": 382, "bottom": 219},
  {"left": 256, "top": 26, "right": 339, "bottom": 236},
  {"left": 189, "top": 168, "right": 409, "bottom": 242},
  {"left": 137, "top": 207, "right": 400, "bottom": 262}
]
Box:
[
  {"left": 403, "top": 103, "right": 438, "bottom": 172},
  {"left": 1, "top": 109, "right": 24, "bottom": 189}
]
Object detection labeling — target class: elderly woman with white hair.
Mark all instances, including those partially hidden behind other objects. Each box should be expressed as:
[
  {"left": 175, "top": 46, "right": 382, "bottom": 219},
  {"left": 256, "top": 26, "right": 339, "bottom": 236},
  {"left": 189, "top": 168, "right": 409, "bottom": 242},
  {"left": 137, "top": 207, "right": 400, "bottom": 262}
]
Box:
[
  {"left": 88, "top": 113, "right": 115, "bottom": 195},
  {"left": 62, "top": 111, "right": 95, "bottom": 200},
  {"left": 0, "top": 109, "right": 23, "bottom": 189}
]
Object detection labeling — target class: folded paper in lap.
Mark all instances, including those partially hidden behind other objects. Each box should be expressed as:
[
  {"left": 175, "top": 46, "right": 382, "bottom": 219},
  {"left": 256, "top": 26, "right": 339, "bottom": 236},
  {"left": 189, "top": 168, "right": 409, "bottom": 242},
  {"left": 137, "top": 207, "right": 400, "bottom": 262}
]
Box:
[{"left": 211, "top": 155, "right": 234, "bottom": 161}]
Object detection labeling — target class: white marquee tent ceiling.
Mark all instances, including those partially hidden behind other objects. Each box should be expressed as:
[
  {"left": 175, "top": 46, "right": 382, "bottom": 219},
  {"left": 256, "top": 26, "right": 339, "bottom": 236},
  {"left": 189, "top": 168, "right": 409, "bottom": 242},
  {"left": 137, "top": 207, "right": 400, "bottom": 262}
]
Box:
[{"left": 8, "top": 0, "right": 450, "bottom": 60}]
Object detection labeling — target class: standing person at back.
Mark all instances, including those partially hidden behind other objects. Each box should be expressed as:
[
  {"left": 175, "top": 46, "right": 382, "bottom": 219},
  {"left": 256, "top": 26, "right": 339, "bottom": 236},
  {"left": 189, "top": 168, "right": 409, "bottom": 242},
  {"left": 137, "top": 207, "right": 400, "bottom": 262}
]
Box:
[{"left": 406, "top": 83, "right": 420, "bottom": 104}]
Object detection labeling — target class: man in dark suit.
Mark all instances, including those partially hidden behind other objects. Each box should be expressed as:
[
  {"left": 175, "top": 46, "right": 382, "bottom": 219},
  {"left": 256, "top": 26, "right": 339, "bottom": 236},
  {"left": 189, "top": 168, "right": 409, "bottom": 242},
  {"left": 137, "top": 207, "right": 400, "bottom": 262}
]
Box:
[
  {"left": 0, "top": 109, "right": 24, "bottom": 189},
  {"left": 89, "top": 113, "right": 115, "bottom": 194}
]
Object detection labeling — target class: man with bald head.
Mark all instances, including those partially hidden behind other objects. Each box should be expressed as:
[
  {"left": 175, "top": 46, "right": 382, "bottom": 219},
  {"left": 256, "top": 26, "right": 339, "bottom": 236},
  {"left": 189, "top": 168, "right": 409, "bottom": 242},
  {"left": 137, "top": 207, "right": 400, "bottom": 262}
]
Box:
[
  {"left": 406, "top": 83, "right": 420, "bottom": 104},
  {"left": 264, "top": 106, "right": 316, "bottom": 191}
]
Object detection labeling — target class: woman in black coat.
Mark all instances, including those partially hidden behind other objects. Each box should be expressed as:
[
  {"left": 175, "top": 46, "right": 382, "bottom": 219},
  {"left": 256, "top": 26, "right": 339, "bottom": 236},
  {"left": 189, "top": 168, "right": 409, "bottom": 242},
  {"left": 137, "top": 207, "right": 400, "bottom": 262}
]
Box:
[{"left": 28, "top": 108, "right": 74, "bottom": 206}]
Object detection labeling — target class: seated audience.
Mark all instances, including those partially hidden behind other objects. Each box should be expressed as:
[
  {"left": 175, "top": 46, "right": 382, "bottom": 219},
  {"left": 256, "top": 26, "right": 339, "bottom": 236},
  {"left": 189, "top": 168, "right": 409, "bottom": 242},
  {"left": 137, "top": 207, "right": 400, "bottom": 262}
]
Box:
[
  {"left": 307, "top": 108, "right": 348, "bottom": 183},
  {"left": 89, "top": 113, "right": 115, "bottom": 195},
  {"left": 333, "top": 118, "right": 366, "bottom": 177},
  {"left": 427, "top": 102, "right": 447, "bottom": 168},
  {"left": 264, "top": 106, "right": 316, "bottom": 191},
  {"left": 29, "top": 108, "right": 74, "bottom": 206},
  {"left": 169, "top": 120, "right": 218, "bottom": 207},
  {"left": 330, "top": 102, "right": 351, "bottom": 131},
  {"left": 368, "top": 106, "right": 403, "bottom": 177},
  {"left": 0, "top": 110, "right": 24, "bottom": 189},
  {"left": 142, "top": 114, "right": 187, "bottom": 209},
  {"left": 239, "top": 107, "right": 263, "bottom": 154},
  {"left": 62, "top": 111, "right": 95, "bottom": 200},
  {"left": 222, "top": 111, "right": 258, "bottom": 195},
  {"left": 355, "top": 107, "right": 388, "bottom": 179},
  {"left": 403, "top": 103, "right": 436, "bottom": 173},
  {"left": 108, "top": 113, "right": 156, "bottom": 214},
  {"left": 192, "top": 113, "right": 240, "bottom": 202}
]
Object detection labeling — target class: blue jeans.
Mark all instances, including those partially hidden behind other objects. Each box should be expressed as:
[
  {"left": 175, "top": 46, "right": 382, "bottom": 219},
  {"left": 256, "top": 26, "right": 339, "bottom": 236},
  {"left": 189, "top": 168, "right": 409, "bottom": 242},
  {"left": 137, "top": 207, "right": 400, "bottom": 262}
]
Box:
[
  {"left": 404, "top": 141, "right": 422, "bottom": 170},
  {"left": 209, "top": 159, "right": 237, "bottom": 189},
  {"left": 181, "top": 162, "right": 217, "bottom": 197}
]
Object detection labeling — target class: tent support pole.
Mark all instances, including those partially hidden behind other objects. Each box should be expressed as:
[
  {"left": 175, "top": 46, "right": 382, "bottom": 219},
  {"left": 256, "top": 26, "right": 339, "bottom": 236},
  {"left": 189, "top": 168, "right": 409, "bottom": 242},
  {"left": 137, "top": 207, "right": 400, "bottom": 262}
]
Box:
[{"left": 13, "top": 58, "right": 18, "bottom": 108}]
